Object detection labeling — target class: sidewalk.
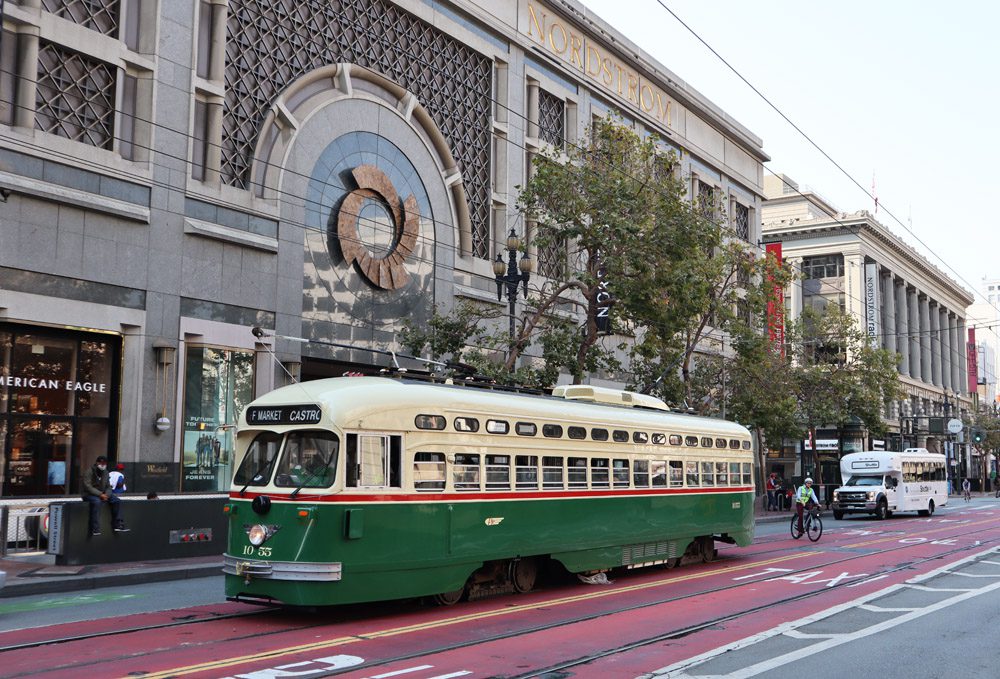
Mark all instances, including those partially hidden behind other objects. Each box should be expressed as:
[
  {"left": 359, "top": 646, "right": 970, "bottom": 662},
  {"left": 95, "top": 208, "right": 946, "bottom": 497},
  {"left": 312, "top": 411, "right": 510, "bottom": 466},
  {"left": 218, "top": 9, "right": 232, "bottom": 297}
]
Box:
[{"left": 0, "top": 552, "right": 222, "bottom": 598}]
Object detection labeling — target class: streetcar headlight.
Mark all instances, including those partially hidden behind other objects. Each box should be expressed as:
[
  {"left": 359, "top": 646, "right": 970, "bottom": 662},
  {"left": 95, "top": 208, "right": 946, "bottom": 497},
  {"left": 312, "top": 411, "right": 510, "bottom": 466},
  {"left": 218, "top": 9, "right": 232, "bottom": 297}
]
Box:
[{"left": 248, "top": 524, "right": 269, "bottom": 546}]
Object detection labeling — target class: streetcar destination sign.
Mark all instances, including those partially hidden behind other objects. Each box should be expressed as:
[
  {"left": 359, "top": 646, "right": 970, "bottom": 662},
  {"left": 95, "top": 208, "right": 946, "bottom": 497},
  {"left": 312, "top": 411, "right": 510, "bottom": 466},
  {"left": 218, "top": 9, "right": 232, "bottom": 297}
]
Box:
[{"left": 245, "top": 404, "right": 322, "bottom": 425}]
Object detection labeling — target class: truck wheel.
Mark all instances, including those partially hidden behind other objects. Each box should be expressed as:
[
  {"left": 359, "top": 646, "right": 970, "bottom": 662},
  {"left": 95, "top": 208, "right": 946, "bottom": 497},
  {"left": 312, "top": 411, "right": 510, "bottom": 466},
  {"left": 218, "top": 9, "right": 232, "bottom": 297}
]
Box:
[
  {"left": 875, "top": 498, "right": 888, "bottom": 520},
  {"left": 833, "top": 510, "right": 844, "bottom": 520},
  {"left": 918, "top": 500, "right": 935, "bottom": 517}
]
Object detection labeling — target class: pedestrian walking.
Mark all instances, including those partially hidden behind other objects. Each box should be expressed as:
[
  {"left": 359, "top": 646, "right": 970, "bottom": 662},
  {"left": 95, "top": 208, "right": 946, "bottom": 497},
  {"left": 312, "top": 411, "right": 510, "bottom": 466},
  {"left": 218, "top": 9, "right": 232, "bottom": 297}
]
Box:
[{"left": 82, "top": 455, "right": 129, "bottom": 536}]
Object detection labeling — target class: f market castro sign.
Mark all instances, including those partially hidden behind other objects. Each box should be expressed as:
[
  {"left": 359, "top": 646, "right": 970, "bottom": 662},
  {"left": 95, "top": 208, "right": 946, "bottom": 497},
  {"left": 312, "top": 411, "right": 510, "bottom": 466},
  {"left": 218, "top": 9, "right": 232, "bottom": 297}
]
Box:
[{"left": 245, "top": 404, "right": 323, "bottom": 426}]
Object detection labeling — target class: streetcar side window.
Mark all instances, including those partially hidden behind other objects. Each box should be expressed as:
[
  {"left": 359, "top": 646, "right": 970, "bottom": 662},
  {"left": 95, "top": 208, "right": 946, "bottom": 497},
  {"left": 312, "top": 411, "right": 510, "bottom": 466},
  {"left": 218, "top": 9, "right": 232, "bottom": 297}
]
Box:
[
  {"left": 516, "top": 422, "right": 537, "bottom": 436},
  {"left": 715, "top": 438, "right": 727, "bottom": 449},
  {"left": 454, "top": 417, "right": 479, "bottom": 432},
  {"left": 651, "top": 433, "right": 666, "bottom": 445},
  {"left": 542, "top": 424, "right": 563, "bottom": 438},
  {"left": 715, "top": 461, "right": 728, "bottom": 485},
  {"left": 701, "top": 461, "right": 715, "bottom": 486},
  {"left": 612, "top": 459, "right": 630, "bottom": 487},
  {"left": 568, "top": 426, "right": 587, "bottom": 440},
  {"left": 485, "top": 454, "right": 511, "bottom": 490},
  {"left": 651, "top": 460, "right": 667, "bottom": 486},
  {"left": 701, "top": 437, "right": 713, "bottom": 448},
  {"left": 685, "top": 436, "right": 698, "bottom": 447},
  {"left": 742, "top": 462, "right": 752, "bottom": 485},
  {"left": 729, "top": 462, "right": 741, "bottom": 486},
  {"left": 542, "top": 456, "right": 564, "bottom": 489},
  {"left": 233, "top": 431, "right": 283, "bottom": 487},
  {"left": 591, "top": 428, "right": 609, "bottom": 442},
  {"left": 742, "top": 441, "right": 751, "bottom": 450},
  {"left": 669, "top": 435, "right": 682, "bottom": 446},
  {"left": 486, "top": 420, "right": 510, "bottom": 434},
  {"left": 346, "top": 434, "right": 402, "bottom": 489},
  {"left": 591, "top": 458, "right": 610, "bottom": 488},
  {"left": 612, "top": 430, "right": 629, "bottom": 443},
  {"left": 633, "top": 459, "right": 650, "bottom": 487},
  {"left": 669, "top": 460, "right": 683, "bottom": 487},
  {"left": 729, "top": 439, "right": 741, "bottom": 450},
  {"left": 633, "top": 431, "right": 649, "bottom": 444},
  {"left": 414, "top": 452, "right": 446, "bottom": 491},
  {"left": 454, "top": 453, "right": 481, "bottom": 491},
  {"left": 685, "top": 460, "right": 699, "bottom": 486},
  {"left": 516, "top": 455, "right": 539, "bottom": 489},
  {"left": 568, "top": 457, "right": 588, "bottom": 488}
]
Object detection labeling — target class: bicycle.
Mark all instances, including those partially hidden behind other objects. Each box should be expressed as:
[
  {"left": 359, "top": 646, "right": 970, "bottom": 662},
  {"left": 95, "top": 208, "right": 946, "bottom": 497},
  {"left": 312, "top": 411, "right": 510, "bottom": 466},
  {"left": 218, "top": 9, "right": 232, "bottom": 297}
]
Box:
[{"left": 790, "top": 506, "right": 823, "bottom": 542}]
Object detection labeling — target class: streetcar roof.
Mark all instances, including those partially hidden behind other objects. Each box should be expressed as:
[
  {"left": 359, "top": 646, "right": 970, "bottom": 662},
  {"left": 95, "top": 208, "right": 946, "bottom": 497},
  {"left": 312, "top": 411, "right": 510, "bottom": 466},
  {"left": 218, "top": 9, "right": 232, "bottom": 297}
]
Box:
[{"left": 240, "top": 376, "right": 751, "bottom": 436}]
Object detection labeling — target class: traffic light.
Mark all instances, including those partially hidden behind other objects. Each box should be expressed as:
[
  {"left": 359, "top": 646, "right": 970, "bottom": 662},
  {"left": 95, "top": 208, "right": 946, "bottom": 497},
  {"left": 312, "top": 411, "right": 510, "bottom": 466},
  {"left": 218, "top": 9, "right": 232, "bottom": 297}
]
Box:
[{"left": 972, "top": 428, "right": 985, "bottom": 444}]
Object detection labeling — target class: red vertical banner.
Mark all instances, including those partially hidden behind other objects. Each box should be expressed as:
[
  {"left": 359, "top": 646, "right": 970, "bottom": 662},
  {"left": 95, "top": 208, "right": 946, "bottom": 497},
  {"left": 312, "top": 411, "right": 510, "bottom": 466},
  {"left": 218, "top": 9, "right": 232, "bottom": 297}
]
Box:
[
  {"left": 968, "top": 327, "right": 978, "bottom": 394},
  {"left": 765, "top": 243, "right": 785, "bottom": 354}
]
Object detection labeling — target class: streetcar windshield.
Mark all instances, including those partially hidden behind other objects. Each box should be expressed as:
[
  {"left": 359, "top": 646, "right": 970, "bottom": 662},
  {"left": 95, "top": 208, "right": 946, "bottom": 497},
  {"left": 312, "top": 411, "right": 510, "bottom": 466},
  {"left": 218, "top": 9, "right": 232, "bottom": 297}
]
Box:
[
  {"left": 843, "top": 475, "right": 884, "bottom": 487},
  {"left": 274, "top": 430, "right": 339, "bottom": 489},
  {"left": 233, "top": 431, "right": 283, "bottom": 487}
]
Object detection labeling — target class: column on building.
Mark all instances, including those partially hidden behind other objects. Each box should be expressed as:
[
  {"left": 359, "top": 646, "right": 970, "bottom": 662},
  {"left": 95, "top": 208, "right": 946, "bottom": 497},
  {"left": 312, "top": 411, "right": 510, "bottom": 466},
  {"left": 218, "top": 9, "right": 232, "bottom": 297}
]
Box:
[
  {"left": 881, "top": 270, "right": 896, "bottom": 356},
  {"left": 788, "top": 257, "right": 803, "bottom": 326},
  {"left": 929, "top": 301, "right": 942, "bottom": 386},
  {"left": 941, "top": 308, "right": 952, "bottom": 391},
  {"left": 919, "top": 294, "right": 932, "bottom": 384},
  {"left": 896, "top": 279, "right": 909, "bottom": 376},
  {"left": 958, "top": 317, "right": 968, "bottom": 394},
  {"left": 950, "top": 312, "right": 961, "bottom": 393},
  {"left": 908, "top": 286, "right": 921, "bottom": 380}
]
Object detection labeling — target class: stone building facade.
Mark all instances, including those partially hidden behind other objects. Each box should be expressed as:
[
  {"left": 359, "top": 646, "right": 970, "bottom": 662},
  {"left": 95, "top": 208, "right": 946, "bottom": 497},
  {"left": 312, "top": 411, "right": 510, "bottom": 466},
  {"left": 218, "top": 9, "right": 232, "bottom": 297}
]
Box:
[
  {"left": 762, "top": 174, "right": 976, "bottom": 485},
  {"left": 0, "top": 0, "right": 766, "bottom": 499}
]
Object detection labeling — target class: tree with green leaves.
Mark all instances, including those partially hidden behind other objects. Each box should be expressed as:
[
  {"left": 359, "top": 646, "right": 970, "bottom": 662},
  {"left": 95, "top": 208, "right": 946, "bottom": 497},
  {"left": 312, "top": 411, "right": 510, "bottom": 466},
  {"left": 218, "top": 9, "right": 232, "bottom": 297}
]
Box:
[{"left": 403, "top": 115, "right": 723, "bottom": 388}]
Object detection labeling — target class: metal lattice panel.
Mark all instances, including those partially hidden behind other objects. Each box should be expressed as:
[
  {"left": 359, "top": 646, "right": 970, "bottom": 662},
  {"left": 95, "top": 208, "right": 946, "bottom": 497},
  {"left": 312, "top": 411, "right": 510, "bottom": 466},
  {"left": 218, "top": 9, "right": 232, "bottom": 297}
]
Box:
[
  {"left": 35, "top": 41, "right": 116, "bottom": 149},
  {"left": 223, "top": 0, "right": 494, "bottom": 258},
  {"left": 538, "top": 89, "right": 564, "bottom": 147},
  {"left": 537, "top": 235, "right": 567, "bottom": 280},
  {"left": 734, "top": 202, "right": 749, "bottom": 241},
  {"left": 40, "top": 0, "right": 121, "bottom": 36}
]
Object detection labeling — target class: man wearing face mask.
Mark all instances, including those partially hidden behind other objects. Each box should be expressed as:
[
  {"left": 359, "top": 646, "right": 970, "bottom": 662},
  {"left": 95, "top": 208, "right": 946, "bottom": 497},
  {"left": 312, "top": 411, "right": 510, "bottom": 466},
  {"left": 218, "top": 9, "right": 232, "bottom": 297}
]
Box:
[{"left": 82, "top": 455, "right": 128, "bottom": 536}]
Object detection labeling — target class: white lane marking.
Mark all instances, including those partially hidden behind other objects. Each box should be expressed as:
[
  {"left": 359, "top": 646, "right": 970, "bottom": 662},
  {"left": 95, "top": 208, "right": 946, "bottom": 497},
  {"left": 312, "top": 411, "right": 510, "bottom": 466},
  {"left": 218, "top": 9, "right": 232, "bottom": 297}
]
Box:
[
  {"left": 639, "top": 546, "right": 1000, "bottom": 679},
  {"left": 783, "top": 630, "right": 840, "bottom": 640},
  {"left": 368, "top": 666, "right": 435, "bottom": 678},
  {"left": 904, "top": 584, "right": 974, "bottom": 592},
  {"left": 858, "top": 604, "right": 917, "bottom": 612},
  {"left": 425, "top": 673, "right": 472, "bottom": 679},
  {"left": 945, "top": 571, "right": 1000, "bottom": 578}
]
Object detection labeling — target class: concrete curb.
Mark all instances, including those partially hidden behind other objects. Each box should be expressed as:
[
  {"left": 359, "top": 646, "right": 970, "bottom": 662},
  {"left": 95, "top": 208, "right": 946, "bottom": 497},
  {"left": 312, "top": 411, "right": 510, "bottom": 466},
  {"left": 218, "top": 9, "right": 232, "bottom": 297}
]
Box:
[{"left": 0, "top": 562, "right": 223, "bottom": 598}]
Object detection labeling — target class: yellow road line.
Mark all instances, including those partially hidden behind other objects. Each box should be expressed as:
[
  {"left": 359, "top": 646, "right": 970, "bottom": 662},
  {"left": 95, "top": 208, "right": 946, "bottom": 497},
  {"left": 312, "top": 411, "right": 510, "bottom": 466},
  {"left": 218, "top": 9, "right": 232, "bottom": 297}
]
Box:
[{"left": 138, "top": 552, "right": 812, "bottom": 678}]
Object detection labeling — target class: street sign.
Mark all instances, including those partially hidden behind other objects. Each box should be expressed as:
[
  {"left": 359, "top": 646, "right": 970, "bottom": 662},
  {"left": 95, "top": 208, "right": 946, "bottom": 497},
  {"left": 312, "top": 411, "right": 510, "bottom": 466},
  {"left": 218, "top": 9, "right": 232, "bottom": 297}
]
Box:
[{"left": 947, "top": 418, "right": 964, "bottom": 434}]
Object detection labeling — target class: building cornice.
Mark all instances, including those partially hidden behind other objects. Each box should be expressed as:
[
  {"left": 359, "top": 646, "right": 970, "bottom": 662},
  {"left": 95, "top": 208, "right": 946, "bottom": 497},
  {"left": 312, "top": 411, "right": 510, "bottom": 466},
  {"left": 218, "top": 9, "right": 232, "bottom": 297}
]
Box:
[{"left": 762, "top": 214, "right": 974, "bottom": 306}]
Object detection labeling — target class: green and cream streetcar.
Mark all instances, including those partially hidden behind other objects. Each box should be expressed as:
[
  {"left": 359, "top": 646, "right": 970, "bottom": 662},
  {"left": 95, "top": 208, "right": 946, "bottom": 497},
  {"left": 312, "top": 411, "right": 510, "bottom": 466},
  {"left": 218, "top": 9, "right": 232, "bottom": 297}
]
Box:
[{"left": 224, "top": 376, "right": 755, "bottom": 606}]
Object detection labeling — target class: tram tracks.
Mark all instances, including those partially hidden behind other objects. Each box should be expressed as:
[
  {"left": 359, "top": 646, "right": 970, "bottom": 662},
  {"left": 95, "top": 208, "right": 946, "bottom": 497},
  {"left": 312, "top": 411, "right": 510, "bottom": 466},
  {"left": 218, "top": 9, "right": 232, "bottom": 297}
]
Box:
[
  {"left": 304, "top": 521, "right": 1000, "bottom": 678},
  {"left": 5, "top": 516, "right": 996, "bottom": 674}
]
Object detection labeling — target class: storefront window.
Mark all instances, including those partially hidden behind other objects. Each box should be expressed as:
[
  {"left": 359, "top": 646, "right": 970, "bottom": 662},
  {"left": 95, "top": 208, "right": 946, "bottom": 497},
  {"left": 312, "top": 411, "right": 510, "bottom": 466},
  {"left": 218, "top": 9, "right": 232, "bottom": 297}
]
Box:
[
  {"left": 0, "top": 324, "right": 120, "bottom": 497},
  {"left": 182, "top": 346, "right": 255, "bottom": 492}
]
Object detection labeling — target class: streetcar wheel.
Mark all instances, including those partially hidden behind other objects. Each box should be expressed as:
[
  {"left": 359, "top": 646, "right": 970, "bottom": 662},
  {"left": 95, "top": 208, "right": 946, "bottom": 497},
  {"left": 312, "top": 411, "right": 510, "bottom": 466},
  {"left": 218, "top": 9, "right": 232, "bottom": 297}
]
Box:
[
  {"left": 700, "top": 537, "right": 716, "bottom": 562},
  {"left": 833, "top": 510, "right": 844, "bottom": 521},
  {"left": 875, "top": 499, "right": 888, "bottom": 521},
  {"left": 432, "top": 587, "right": 465, "bottom": 606},
  {"left": 663, "top": 557, "right": 681, "bottom": 569},
  {"left": 807, "top": 516, "right": 823, "bottom": 542},
  {"left": 511, "top": 558, "right": 538, "bottom": 594}
]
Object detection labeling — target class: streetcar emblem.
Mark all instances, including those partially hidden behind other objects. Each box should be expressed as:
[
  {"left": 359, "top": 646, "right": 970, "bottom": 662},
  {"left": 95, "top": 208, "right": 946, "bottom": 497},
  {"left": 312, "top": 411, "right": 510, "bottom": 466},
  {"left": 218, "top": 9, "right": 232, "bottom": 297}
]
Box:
[{"left": 485, "top": 517, "right": 504, "bottom": 526}]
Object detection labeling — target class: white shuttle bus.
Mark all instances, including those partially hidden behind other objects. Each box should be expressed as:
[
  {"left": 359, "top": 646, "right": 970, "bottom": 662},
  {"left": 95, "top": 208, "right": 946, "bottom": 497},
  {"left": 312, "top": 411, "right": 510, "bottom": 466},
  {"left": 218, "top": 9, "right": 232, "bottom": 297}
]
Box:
[{"left": 831, "top": 448, "right": 947, "bottom": 520}]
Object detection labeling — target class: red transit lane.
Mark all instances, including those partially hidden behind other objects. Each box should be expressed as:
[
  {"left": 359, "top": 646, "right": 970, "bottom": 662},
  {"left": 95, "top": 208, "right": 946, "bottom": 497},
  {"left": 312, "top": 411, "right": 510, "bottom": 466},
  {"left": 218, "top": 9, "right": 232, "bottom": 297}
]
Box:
[{"left": 6, "top": 507, "right": 999, "bottom": 679}]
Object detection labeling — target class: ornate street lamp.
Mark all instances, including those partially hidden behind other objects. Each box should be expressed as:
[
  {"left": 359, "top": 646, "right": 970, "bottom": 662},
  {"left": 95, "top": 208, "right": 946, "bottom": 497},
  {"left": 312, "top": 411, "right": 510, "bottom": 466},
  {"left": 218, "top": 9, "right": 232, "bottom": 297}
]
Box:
[{"left": 492, "top": 229, "right": 532, "bottom": 366}]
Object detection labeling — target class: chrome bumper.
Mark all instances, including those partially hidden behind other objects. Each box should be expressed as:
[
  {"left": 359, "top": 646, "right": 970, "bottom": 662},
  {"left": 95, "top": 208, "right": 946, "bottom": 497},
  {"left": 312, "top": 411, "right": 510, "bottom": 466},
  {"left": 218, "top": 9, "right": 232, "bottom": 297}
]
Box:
[{"left": 223, "top": 554, "right": 342, "bottom": 581}]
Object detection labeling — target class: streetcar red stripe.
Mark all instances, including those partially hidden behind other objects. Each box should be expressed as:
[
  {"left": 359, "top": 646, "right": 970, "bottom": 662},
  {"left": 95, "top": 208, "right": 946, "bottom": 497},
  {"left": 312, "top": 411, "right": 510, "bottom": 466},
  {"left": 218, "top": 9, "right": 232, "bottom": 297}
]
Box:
[{"left": 228, "top": 486, "right": 754, "bottom": 503}]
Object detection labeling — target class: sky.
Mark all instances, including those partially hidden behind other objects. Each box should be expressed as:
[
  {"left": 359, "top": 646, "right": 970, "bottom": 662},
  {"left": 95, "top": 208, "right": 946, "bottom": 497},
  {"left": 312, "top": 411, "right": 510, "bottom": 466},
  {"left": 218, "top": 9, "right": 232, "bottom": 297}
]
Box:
[{"left": 579, "top": 0, "right": 999, "bottom": 309}]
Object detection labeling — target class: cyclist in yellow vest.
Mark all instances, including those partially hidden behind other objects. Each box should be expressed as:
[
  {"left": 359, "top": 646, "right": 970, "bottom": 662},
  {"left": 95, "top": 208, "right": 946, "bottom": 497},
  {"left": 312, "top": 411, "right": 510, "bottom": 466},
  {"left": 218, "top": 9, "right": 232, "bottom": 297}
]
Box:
[{"left": 795, "top": 478, "right": 820, "bottom": 533}]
